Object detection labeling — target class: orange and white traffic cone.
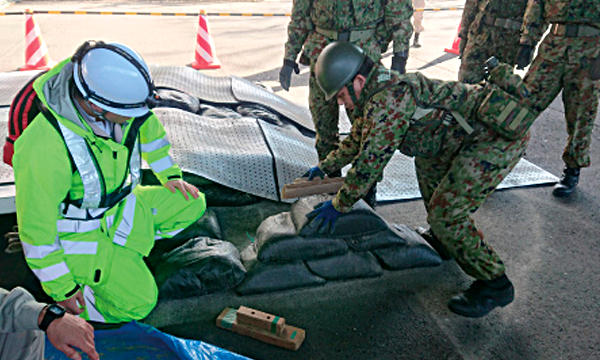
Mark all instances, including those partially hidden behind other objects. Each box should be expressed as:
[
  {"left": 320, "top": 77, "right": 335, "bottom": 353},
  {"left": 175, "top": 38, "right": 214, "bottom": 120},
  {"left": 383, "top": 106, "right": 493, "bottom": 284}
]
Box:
[
  {"left": 444, "top": 22, "right": 461, "bottom": 55},
  {"left": 190, "top": 9, "right": 221, "bottom": 70},
  {"left": 20, "top": 9, "right": 55, "bottom": 71}
]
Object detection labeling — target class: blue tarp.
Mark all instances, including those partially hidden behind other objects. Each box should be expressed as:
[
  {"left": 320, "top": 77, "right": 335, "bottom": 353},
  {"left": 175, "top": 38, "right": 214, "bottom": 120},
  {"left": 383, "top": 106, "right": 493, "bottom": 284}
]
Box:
[{"left": 45, "top": 321, "right": 252, "bottom": 360}]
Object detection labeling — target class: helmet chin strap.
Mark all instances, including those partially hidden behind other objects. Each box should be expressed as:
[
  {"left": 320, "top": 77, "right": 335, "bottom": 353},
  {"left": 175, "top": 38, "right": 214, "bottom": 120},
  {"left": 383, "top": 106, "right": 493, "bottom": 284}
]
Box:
[
  {"left": 345, "top": 79, "right": 359, "bottom": 105},
  {"left": 86, "top": 100, "right": 111, "bottom": 122}
]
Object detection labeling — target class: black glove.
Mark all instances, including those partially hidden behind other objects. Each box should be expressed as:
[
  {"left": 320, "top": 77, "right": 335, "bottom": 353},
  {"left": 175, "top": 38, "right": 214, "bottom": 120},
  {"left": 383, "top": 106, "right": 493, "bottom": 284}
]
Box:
[
  {"left": 391, "top": 52, "right": 408, "bottom": 74},
  {"left": 516, "top": 45, "right": 534, "bottom": 70},
  {"left": 279, "top": 59, "right": 300, "bottom": 91}
]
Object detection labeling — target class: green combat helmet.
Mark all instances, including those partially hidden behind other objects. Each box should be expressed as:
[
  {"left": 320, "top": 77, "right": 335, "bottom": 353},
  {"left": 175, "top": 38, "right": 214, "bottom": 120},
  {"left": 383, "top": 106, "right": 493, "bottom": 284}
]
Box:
[{"left": 315, "top": 42, "right": 367, "bottom": 100}]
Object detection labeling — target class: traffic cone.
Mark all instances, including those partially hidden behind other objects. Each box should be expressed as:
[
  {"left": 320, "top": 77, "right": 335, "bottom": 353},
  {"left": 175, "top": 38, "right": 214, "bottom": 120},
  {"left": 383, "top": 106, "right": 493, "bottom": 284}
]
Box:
[
  {"left": 444, "top": 22, "right": 461, "bottom": 55},
  {"left": 190, "top": 9, "right": 221, "bottom": 70},
  {"left": 20, "top": 9, "right": 55, "bottom": 71}
]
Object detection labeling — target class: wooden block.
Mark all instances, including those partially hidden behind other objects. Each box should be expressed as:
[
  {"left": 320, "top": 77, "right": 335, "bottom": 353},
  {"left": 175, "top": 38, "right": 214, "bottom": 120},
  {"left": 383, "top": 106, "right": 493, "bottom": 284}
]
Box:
[
  {"left": 216, "top": 307, "right": 305, "bottom": 351},
  {"left": 281, "top": 176, "right": 345, "bottom": 199},
  {"left": 236, "top": 305, "right": 286, "bottom": 335}
]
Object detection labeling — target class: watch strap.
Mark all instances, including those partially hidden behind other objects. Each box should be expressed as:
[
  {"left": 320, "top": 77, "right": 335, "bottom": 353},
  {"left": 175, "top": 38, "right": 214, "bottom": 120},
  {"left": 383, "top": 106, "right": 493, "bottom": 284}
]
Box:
[{"left": 39, "top": 304, "right": 66, "bottom": 332}]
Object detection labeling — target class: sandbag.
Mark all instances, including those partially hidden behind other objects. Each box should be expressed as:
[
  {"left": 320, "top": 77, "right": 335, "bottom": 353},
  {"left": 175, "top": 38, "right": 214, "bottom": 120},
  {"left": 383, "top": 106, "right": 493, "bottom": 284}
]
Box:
[
  {"left": 155, "top": 237, "right": 246, "bottom": 299},
  {"left": 235, "top": 260, "right": 326, "bottom": 295},
  {"left": 371, "top": 224, "right": 442, "bottom": 270},
  {"left": 295, "top": 196, "right": 406, "bottom": 250},
  {"left": 305, "top": 251, "right": 383, "bottom": 280},
  {"left": 146, "top": 209, "right": 222, "bottom": 273},
  {"left": 255, "top": 212, "right": 348, "bottom": 262},
  {"left": 236, "top": 103, "right": 283, "bottom": 126}
]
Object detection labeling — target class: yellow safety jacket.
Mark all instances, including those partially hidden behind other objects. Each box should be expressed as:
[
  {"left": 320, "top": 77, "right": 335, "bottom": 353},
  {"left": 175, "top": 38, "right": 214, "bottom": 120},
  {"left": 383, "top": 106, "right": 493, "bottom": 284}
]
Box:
[{"left": 14, "top": 58, "right": 183, "bottom": 302}]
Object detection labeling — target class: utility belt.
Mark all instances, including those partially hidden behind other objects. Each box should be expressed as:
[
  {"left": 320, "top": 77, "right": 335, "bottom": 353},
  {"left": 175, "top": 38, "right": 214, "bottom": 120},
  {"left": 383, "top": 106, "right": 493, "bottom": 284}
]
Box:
[
  {"left": 315, "top": 27, "right": 376, "bottom": 42},
  {"left": 551, "top": 23, "right": 600, "bottom": 37},
  {"left": 481, "top": 15, "right": 522, "bottom": 31}
]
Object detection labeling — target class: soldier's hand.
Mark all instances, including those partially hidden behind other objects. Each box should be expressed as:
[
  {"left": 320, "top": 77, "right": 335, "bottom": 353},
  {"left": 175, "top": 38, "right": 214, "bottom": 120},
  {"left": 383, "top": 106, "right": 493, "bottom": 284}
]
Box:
[
  {"left": 516, "top": 45, "right": 534, "bottom": 70},
  {"left": 391, "top": 52, "right": 408, "bottom": 74},
  {"left": 302, "top": 166, "right": 326, "bottom": 181},
  {"left": 458, "top": 37, "right": 467, "bottom": 58},
  {"left": 279, "top": 59, "right": 299, "bottom": 91}
]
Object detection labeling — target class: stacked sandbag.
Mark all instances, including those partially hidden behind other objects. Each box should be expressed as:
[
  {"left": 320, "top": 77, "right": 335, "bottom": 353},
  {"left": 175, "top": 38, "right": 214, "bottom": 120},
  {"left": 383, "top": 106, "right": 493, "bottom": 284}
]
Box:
[
  {"left": 236, "top": 195, "right": 442, "bottom": 295},
  {"left": 155, "top": 237, "right": 246, "bottom": 300},
  {"left": 148, "top": 209, "right": 247, "bottom": 300}
]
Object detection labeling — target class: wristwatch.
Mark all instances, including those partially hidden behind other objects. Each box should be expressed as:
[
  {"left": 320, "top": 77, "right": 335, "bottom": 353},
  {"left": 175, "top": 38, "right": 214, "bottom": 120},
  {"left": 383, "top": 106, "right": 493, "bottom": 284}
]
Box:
[{"left": 39, "top": 304, "right": 66, "bottom": 332}]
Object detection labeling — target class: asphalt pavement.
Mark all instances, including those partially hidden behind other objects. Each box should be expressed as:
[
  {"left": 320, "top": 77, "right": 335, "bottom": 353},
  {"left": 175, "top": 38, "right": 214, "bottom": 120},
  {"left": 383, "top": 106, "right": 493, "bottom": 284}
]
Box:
[{"left": 1, "top": 1, "right": 599, "bottom": 359}]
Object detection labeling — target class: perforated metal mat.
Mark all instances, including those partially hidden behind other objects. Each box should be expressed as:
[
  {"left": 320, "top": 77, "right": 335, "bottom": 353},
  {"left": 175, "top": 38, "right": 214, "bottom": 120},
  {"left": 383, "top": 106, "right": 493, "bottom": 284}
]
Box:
[
  {"left": 151, "top": 67, "right": 314, "bottom": 132},
  {"left": 376, "top": 152, "right": 559, "bottom": 202},
  {"left": 0, "top": 67, "right": 559, "bottom": 205}
]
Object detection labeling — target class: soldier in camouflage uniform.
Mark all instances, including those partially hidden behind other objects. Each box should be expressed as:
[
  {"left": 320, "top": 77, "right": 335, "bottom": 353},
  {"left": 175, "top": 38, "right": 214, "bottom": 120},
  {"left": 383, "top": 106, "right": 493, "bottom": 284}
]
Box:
[
  {"left": 458, "top": 0, "right": 529, "bottom": 84},
  {"left": 279, "top": 0, "right": 414, "bottom": 162},
  {"left": 516, "top": 0, "right": 600, "bottom": 197},
  {"left": 305, "top": 42, "right": 533, "bottom": 317}
]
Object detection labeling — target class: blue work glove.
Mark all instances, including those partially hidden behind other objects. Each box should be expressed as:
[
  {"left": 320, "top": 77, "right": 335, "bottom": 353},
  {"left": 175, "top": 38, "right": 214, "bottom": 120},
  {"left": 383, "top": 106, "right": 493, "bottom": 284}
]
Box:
[
  {"left": 279, "top": 59, "right": 300, "bottom": 91},
  {"left": 302, "top": 166, "right": 325, "bottom": 181},
  {"left": 516, "top": 45, "right": 534, "bottom": 70},
  {"left": 306, "top": 200, "right": 342, "bottom": 234},
  {"left": 391, "top": 52, "right": 407, "bottom": 74}
]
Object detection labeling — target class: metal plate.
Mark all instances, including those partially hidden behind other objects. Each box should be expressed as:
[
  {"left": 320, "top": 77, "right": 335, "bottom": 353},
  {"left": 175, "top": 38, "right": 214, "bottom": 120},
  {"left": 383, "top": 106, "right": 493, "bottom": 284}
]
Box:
[
  {"left": 258, "top": 120, "right": 318, "bottom": 202},
  {"left": 151, "top": 66, "right": 237, "bottom": 104},
  {"left": 0, "top": 71, "right": 42, "bottom": 106},
  {"left": 376, "top": 151, "right": 559, "bottom": 202},
  {"left": 154, "top": 108, "right": 279, "bottom": 201}
]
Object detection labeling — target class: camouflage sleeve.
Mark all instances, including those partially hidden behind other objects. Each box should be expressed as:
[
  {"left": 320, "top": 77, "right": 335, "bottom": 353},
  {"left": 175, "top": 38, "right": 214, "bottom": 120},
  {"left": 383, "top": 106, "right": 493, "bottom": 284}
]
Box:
[
  {"left": 284, "top": 0, "right": 314, "bottom": 62},
  {"left": 459, "top": 0, "right": 480, "bottom": 39},
  {"left": 386, "top": 0, "right": 415, "bottom": 54},
  {"left": 520, "top": 0, "right": 547, "bottom": 46},
  {"left": 331, "top": 88, "right": 414, "bottom": 213},
  {"left": 318, "top": 112, "right": 365, "bottom": 175},
  {"left": 404, "top": 72, "right": 481, "bottom": 116}
]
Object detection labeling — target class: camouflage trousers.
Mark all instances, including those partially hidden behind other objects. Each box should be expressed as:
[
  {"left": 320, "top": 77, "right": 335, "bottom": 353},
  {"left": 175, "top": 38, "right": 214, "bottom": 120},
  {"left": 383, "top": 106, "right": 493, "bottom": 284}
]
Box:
[
  {"left": 524, "top": 33, "right": 600, "bottom": 169},
  {"left": 415, "top": 126, "right": 529, "bottom": 280},
  {"left": 309, "top": 64, "right": 343, "bottom": 161},
  {"left": 459, "top": 28, "right": 521, "bottom": 84}
]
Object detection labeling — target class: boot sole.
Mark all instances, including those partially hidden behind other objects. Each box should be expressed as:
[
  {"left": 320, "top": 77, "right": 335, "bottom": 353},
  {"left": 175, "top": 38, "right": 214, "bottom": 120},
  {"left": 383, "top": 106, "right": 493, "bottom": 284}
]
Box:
[{"left": 448, "top": 295, "right": 514, "bottom": 318}]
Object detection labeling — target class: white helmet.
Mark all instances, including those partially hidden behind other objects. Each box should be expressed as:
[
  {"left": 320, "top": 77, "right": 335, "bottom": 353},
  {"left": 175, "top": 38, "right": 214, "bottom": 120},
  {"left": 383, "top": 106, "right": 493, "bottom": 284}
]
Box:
[{"left": 72, "top": 41, "right": 155, "bottom": 118}]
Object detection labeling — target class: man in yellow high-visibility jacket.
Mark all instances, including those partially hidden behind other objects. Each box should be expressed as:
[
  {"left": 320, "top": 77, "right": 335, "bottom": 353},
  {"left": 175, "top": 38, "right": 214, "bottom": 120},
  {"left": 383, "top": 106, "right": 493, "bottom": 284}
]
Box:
[{"left": 13, "top": 41, "right": 206, "bottom": 324}]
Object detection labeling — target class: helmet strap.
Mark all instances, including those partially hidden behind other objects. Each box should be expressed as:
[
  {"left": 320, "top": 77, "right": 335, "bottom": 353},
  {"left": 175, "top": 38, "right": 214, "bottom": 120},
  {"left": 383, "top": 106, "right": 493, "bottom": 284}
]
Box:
[
  {"left": 345, "top": 80, "right": 359, "bottom": 106},
  {"left": 86, "top": 100, "right": 111, "bottom": 122}
]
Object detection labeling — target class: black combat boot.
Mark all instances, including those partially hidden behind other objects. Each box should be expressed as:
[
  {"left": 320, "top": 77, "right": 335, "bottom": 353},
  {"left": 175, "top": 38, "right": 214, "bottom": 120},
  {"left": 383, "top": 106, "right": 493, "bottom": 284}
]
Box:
[
  {"left": 363, "top": 184, "right": 377, "bottom": 209},
  {"left": 552, "top": 167, "right": 580, "bottom": 197},
  {"left": 412, "top": 33, "right": 421, "bottom": 48},
  {"left": 415, "top": 227, "right": 452, "bottom": 260},
  {"left": 448, "top": 274, "right": 514, "bottom": 318}
]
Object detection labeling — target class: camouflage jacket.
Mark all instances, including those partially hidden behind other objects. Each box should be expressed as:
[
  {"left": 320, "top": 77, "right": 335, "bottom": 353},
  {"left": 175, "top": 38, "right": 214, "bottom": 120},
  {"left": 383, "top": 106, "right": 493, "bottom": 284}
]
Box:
[
  {"left": 459, "top": 0, "right": 529, "bottom": 39},
  {"left": 284, "top": 0, "right": 413, "bottom": 63},
  {"left": 318, "top": 64, "right": 485, "bottom": 212},
  {"left": 520, "top": 0, "right": 600, "bottom": 46}
]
